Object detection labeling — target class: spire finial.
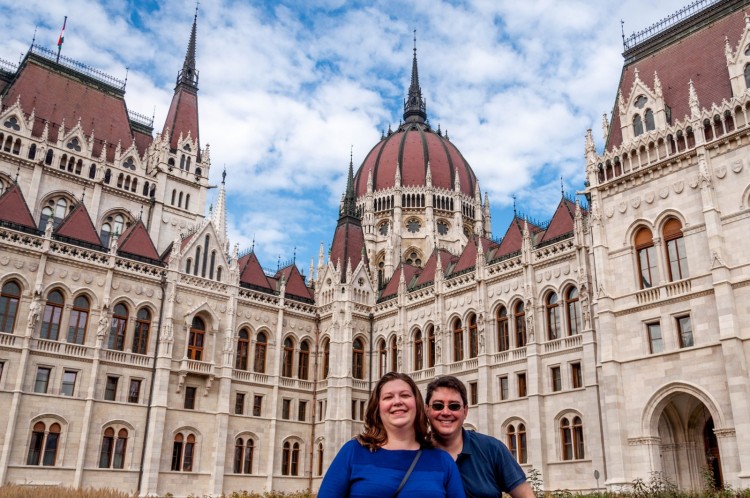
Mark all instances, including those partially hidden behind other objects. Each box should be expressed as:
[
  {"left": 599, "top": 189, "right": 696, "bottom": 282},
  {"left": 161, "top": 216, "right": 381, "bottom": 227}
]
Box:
[
  {"left": 177, "top": 5, "right": 199, "bottom": 88},
  {"left": 513, "top": 195, "right": 517, "bottom": 216},
  {"left": 222, "top": 166, "right": 226, "bottom": 184},
  {"left": 561, "top": 177, "right": 565, "bottom": 197},
  {"left": 14, "top": 164, "right": 20, "bottom": 183},
  {"left": 403, "top": 29, "right": 426, "bottom": 124},
  {"left": 251, "top": 235, "right": 255, "bottom": 253},
  {"left": 293, "top": 246, "right": 297, "bottom": 263},
  {"left": 340, "top": 149, "right": 358, "bottom": 220}
]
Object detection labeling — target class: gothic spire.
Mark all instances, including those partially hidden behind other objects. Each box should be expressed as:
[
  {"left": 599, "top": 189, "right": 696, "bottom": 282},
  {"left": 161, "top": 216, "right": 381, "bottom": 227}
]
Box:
[
  {"left": 339, "top": 149, "right": 358, "bottom": 223},
  {"left": 403, "top": 30, "right": 427, "bottom": 124},
  {"left": 177, "top": 7, "right": 199, "bottom": 89},
  {"left": 212, "top": 167, "right": 228, "bottom": 247}
]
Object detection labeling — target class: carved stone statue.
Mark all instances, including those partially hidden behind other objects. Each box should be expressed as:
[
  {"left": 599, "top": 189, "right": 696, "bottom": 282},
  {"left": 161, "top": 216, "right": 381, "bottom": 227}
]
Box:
[
  {"left": 27, "top": 299, "right": 41, "bottom": 329},
  {"left": 97, "top": 314, "right": 109, "bottom": 339}
]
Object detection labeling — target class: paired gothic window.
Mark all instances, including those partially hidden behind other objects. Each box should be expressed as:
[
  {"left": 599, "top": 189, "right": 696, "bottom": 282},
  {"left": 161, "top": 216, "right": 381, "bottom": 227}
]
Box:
[
  {"left": 546, "top": 293, "right": 561, "bottom": 341},
  {"left": 41, "top": 290, "right": 65, "bottom": 340},
  {"left": 236, "top": 329, "right": 250, "bottom": 370},
  {"left": 39, "top": 197, "right": 69, "bottom": 230},
  {"left": 171, "top": 432, "right": 196, "bottom": 471},
  {"left": 497, "top": 306, "right": 509, "bottom": 352},
  {"left": 99, "top": 427, "right": 128, "bottom": 469},
  {"left": 635, "top": 227, "right": 658, "bottom": 288},
  {"left": 414, "top": 330, "right": 423, "bottom": 371},
  {"left": 317, "top": 442, "right": 324, "bottom": 476},
  {"left": 452, "top": 319, "right": 464, "bottom": 362},
  {"left": 0, "top": 280, "right": 20, "bottom": 333},
  {"left": 565, "top": 287, "right": 582, "bottom": 336},
  {"left": 282, "top": 338, "right": 295, "bottom": 378},
  {"left": 514, "top": 301, "right": 526, "bottom": 348},
  {"left": 233, "top": 437, "right": 254, "bottom": 474},
  {"left": 133, "top": 308, "right": 151, "bottom": 355},
  {"left": 108, "top": 303, "right": 128, "bottom": 350},
  {"left": 507, "top": 423, "right": 527, "bottom": 464},
  {"left": 188, "top": 317, "right": 205, "bottom": 361},
  {"left": 352, "top": 338, "right": 365, "bottom": 380},
  {"left": 378, "top": 339, "right": 387, "bottom": 377},
  {"left": 27, "top": 421, "right": 61, "bottom": 466},
  {"left": 468, "top": 314, "right": 478, "bottom": 358},
  {"left": 427, "top": 326, "right": 436, "bottom": 368},
  {"left": 390, "top": 337, "right": 398, "bottom": 372},
  {"left": 298, "top": 341, "right": 310, "bottom": 380},
  {"left": 663, "top": 218, "right": 689, "bottom": 281},
  {"left": 254, "top": 332, "right": 267, "bottom": 373},
  {"left": 281, "top": 441, "right": 300, "bottom": 476},
  {"left": 560, "top": 416, "right": 585, "bottom": 460},
  {"left": 100, "top": 214, "right": 126, "bottom": 248}
]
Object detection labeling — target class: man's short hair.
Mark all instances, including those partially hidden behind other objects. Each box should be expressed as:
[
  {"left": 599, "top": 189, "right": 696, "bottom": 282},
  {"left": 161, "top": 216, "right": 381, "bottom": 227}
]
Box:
[{"left": 425, "top": 375, "right": 468, "bottom": 406}]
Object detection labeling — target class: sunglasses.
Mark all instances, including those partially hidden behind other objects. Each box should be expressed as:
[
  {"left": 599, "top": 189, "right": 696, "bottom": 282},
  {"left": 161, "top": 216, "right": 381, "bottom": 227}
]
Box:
[{"left": 430, "top": 402, "right": 463, "bottom": 412}]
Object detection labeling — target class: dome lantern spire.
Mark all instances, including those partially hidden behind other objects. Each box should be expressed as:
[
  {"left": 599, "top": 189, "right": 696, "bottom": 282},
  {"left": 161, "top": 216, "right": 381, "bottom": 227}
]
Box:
[{"left": 403, "top": 30, "right": 427, "bottom": 124}]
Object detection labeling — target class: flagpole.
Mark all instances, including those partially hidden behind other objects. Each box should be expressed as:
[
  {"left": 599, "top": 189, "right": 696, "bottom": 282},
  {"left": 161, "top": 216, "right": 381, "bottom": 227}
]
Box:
[{"left": 56, "top": 16, "right": 67, "bottom": 63}]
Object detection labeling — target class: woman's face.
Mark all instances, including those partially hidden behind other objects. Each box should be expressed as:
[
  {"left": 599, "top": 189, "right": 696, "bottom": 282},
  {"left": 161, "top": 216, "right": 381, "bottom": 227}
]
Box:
[{"left": 378, "top": 379, "right": 417, "bottom": 435}]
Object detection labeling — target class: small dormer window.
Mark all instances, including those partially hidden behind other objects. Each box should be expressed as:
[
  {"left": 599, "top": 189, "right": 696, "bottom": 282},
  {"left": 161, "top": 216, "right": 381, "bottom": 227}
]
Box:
[
  {"left": 66, "top": 138, "right": 81, "bottom": 151},
  {"left": 123, "top": 157, "right": 135, "bottom": 170},
  {"left": 645, "top": 109, "right": 655, "bottom": 131},
  {"left": 633, "top": 114, "right": 644, "bottom": 136},
  {"left": 3, "top": 116, "right": 20, "bottom": 130},
  {"left": 634, "top": 95, "right": 647, "bottom": 109}
]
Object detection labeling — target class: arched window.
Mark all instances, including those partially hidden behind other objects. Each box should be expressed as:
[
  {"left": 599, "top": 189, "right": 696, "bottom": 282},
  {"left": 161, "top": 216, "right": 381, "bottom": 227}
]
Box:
[
  {"left": 282, "top": 441, "right": 300, "bottom": 476},
  {"left": 378, "top": 339, "right": 387, "bottom": 377},
  {"left": 89, "top": 164, "right": 97, "bottom": 179},
  {"left": 0, "top": 280, "right": 21, "bottom": 333},
  {"left": 514, "top": 301, "right": 526, "bottom": 348},
  {"left": 209, "top": 250, "right": 216, "bottom": 280},
  {"left": 317, "top": 442, "right": 324, "bottom": 476},
  {"left": 546, "top": 292, "right": 561, "bottom": 341},
  {"left": 390, "top": 336, "right": 398, "bottom": 372},
  {"left": 108, "top": 303, "right": 128, "bottom": 351},
  {"left": 99, "top": 427, "right": 128, "bottom": 469},
  {"left": 468, "top": 314, "right": 478, "bottom": 358},
  {"left": 414, "top": 330, "right": 423, "bottom": 371},
  {"left": 497, "top": 306, "right": 509, "bottom": 352},
  {"left": 663, "top": 218, "right": 689, "bottom": 281},
  {"left": 171, "top": 189, "right": 176, "bottom": 205},
  {"left": 236, "top": 329, "right": 250, "bottom": 370},
  {"left": 633, "top": 114, "right": 644, "bottom": 136},
  {"left": 104, "top": 168, "right": 111, "bottom": 184},
  {"left": 27, "top": 421, "right": 61, "bottom": 466},
  {"left": 39, "top": 206, "right": 53, "bottom": 231},
  {"left": 282, "top": 337, "right": 294, "bottom": 378},
  {"left": 41, "top": 290, "right": 65, "bottom": 340},
  {"left": 54, "top": 198, "right": 67, "bottom": 228},
  {"left": 635, "top": 227, "right": 659, "bottom": 288},
  {"left": 561, "top": 416, "right": 585, "bottom": 460},
  {"left": 322, "top": 338, "right": 330, "bottom": 379},
  {"left": 186, "top": 259, "right": 192, "bottom": 274},
  {"left": 45, "top": 149, "right": 54, "bottom": 165},
  {"left": 233, "top": 437, "right": 254, "bottom": 474},
  {"left": 188, "top": 317, "right": 205, "bottom": 361},
  {"left": 427, "top": 326, "right": 436, "bottom": 368},
  {"left": 133, "top": 308, "right": 151, "bottom": 355},
  {"left": 254, "top": 332, "right": 267, "bottom": 373},
  {"left": 178, "top": 191, "right": 183, "bottom": 208},
  {"left": 171, "top": 432, "right": 196, "bottom": 471},
  {"left": 298, "top": 340, "right": 310, "bottom": 380},
  {"left": 100, "top": 223, "right": 112, "bottom": 248},
  {"left": 507, "top": 424, "right": 527, "bottom": 464},
  {"left": 185, "top": 193, "right": 191, "bottom": 210},
  {"left": 744, "top": 63, "right": 750, "bottom": 89},
  {"left": 353, "top": 338, "right": 365, "bottom": 380},
  {"left": 565, "top": 287, "right": 581, "bottom": 336},
  {"left": 645, "top": 109, "right": 655, "bottom": 131},
  {"left": 117, "top": 173, "right": 124, "bottom": 188},
  {"left": 68, "top": 296, "right": 91, "bottom": 344},
  {"left": 453, "top": 319, "right": 464, "bottom": 361}
]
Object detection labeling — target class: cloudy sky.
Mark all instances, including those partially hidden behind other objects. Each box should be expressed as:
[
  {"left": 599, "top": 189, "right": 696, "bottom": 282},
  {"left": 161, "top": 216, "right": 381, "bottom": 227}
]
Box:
[{"left": 0, "top": 0, "right": 690, "bottom": 274}]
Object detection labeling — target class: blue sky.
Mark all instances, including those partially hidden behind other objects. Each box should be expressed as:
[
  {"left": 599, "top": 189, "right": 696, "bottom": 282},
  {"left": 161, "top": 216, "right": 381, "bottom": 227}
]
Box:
[{"left": 0, "top": 0, "right": 690, "bottom": 275}]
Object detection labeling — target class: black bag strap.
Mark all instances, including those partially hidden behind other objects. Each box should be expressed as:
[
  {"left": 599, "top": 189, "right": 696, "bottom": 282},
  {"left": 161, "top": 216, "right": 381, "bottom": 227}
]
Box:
[{"left": 392, "top": 449, "right": 422, "bottom": 498}]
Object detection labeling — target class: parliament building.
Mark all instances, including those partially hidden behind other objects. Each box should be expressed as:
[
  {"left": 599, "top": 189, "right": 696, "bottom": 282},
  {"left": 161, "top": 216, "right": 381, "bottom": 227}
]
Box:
[{"left": 1, "top": 0, "right": 749, "bottom": 495}]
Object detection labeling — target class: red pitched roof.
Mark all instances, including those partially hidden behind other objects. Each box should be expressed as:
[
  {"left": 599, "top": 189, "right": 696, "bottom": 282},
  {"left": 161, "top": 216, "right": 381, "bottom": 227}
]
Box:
[
  {"left": 117, "top": 219, "right": 160, "bottom": 260},
  {"left": 163, "top": 87, "right": 200, "bottom": 154},
  {"left": 494, "top": 217, "right": 543, "bottom": 258},
  {"left": 54, "top": 202, "right": 102, "bottom": 246},
  {"left": 238, "top": 252, "right": 274, "bottom": 292},
  {"left": 276, "top": 265, "right": 314, "bottom": 301},
  {"left": 608, "top": 7, "right": 745, "bottom": 150},
  {"left": 380, "top": 264, "right": 419, "bottom": 299},
  {"left": 329, "top": 221, "right": 368, "bottom": 283},
  {"left": 413, "top": 248, "right": 454, "bottom": 287},
  {"left": 538, "top": 198, "right": 577, "bottom": 243},
  {"left": 3, "top": 56, "right": 149, "bottom": 161},
  {"left": 0, "top": 183, "right": 37, "bottom": 230}
]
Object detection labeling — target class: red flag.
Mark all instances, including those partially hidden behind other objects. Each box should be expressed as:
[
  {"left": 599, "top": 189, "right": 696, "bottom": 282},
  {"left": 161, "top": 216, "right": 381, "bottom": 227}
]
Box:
[{"left": 57, "top": 17, "right": 67, "bottom": 47}]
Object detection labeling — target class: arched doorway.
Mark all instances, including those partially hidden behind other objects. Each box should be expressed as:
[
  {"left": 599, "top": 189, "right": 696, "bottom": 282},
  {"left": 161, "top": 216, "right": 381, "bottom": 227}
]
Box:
[{"left": 653, "top": 391, "right": 723, "bottom": 491}]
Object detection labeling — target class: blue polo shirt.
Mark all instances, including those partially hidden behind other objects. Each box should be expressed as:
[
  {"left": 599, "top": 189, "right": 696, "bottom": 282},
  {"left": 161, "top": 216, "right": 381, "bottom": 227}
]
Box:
[{"left": 455, "top": 429, "right": 527, "bottom": 498}]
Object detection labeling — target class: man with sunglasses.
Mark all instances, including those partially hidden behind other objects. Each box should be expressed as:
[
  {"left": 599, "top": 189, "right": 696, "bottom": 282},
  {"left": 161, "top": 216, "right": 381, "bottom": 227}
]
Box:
[{"left": 426, "top": 376, "right": 535, "bottom": 498}]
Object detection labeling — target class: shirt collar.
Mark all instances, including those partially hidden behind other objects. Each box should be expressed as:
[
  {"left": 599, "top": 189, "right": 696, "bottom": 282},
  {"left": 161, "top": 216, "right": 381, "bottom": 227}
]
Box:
[{"left": 458, "top": 428, "right": 475, "bottom": 457}]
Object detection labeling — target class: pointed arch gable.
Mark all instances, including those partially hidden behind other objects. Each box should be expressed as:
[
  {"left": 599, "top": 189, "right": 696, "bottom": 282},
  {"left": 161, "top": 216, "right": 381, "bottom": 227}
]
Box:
[
  {"left": 654, "top": 209, "right": 689, "bottom": 232},
  {"left": 183, "top": 301, "right": 220, "bottom": 330}
]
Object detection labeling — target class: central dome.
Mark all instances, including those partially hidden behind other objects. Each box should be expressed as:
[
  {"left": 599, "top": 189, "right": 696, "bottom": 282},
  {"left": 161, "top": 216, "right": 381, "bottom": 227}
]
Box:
[
  {"left": 353, "top": 42, "right": 478, "bottom": 198},
  {"left": 353, "top": 121, "right": 478, "bottom": 197}
]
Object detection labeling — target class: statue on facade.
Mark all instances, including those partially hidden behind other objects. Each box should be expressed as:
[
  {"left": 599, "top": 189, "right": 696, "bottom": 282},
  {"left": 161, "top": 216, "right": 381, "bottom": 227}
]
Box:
[
  {"left": 27, "top": 299, "right": 41, "bottom": 330},
  {"left": 97, "top": 314, "right": 109, "bottom": 340}
]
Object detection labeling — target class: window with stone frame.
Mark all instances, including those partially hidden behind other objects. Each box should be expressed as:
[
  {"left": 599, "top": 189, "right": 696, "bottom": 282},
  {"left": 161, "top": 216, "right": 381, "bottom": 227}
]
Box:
[
  {"left": 187, "top": 317, "right": 206, "bottom": 361},
  {"left": 26, "top": 420, "right": 62, "bottom": 466},
  {"left": 497, "top": 306, "right": 510, "bottom": 352},
  {"left": 0, "top": 280, "right": 21, "bottom": 333},
  {"left": 546, "top": 292, "right": 561, "bottom": 341},
  {"left": 66, "top": 296, "right": 90, "bottom": 345},
  {"left": 565, "top": 287, "right": 582, "bottom": 336},
  {"left": 663, "top": 218, "right": 689, "bottom": 281},
  {"left": 413, "top": 329, "right": 423, "bottom": 371},
  {"left": 468, "top": 314, "right": 478, "bottom": 358},
  {"left": 452, "top": 319, "right": 464, "bottom": 362},
  {"left": 570, "top": 362, "right": 583, "bottom": 389},
  {"left": 99, "top": 427, "right": 128, "bottom": 469},
  {"left": 514, "top": 301, "right": 526, "bottom": 348},
  {"left": 635, "top": 227, "right": 659, "bottom": 289},
  {"left": 253, "top": 395, "right": 263, "bottom": 417},
  {"left": 104, "top": 376, "right": 118, "bottom": 401},
  {"left": 40, "top": 290, "right": 64, "bottom": 341},
  {"left": 560, "top": 416, "right": 585, "bottom": 460},
  {"left": 281, "top": 441, "right": 300, "bottom": 476},
  {"left": 171, "top": 432, "right": 196, "bottom": 472},
  {"left": 108, "top": 303, "right": 128, "bottom": 351},
  {"left": 550, "top": 366, "right": 562, "bottom": 392},
  {"left": 647, "top": 322, "right": 663, "bottom": 354},
  {"left": 677, "top": 315, "right": 694, "bottom": 348},
  {"left": 282, "top": 337, "right": 294, "bottom": 378},
  {"left": 235, "top": 393, "right": 245, "bottom": 415},
  {"left": 507, "top": 423, "right": 527, "bottom": 464},
  {"left": 233, "top": 436, "right": 254, "bottom": 474},
  {"left": 352, "top": 338, "right": 365, "bottom": 379},
  {"left": 254, "top": 332, "right": 267, "bottom": 373}
]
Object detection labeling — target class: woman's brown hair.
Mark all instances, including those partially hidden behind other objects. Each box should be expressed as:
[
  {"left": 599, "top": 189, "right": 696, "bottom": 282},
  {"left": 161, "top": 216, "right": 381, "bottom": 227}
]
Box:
[{"left": 355, "top": 372, "right": 433, "bottom": 451}]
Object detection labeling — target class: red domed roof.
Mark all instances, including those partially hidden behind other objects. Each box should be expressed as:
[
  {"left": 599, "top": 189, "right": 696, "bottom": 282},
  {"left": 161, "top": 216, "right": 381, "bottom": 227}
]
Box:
[{"left": 354, "top": 122, "right": 478, "bottom": 197}]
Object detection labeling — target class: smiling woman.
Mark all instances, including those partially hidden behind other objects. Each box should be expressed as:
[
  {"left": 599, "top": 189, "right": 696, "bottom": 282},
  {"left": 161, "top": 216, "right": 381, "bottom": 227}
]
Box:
[{"left": 318, "top": 372, "right": 466, "bottom": 498}]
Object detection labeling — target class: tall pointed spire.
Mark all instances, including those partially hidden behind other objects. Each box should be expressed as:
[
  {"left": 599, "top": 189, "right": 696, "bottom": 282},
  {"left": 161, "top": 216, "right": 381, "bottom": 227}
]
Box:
[
  {"left": 403, "top": 30, "right": 427, "bottom": 124},
  {"left": 339, "top": 149, "right": 358, "bottom": 223},
  {"left": 177, "top": 6, "right": 200, "bottom": 89},
  {"left": 213, "top": 167, "right": 228, "bottom": 246}
]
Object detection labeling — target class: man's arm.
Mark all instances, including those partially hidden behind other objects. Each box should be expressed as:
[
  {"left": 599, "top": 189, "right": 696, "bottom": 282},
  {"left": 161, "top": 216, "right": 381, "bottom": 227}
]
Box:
[{"left": 508, "top": 481, "right": 536, "bottom": 498}]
